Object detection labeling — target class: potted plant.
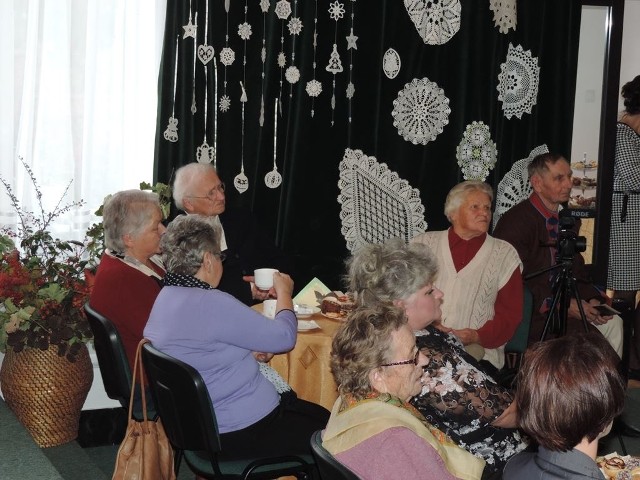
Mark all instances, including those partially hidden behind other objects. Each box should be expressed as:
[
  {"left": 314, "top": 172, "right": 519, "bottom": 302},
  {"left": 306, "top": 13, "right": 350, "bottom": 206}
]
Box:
[{"left": 0, "top": 159, "right": 96, "bottom": 447}]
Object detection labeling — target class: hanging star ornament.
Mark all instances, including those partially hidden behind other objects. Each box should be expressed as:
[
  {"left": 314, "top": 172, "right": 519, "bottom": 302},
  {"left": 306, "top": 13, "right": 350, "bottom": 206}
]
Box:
[
  {"left": 346, "top": 29, "right": 358, "bottom": 50},
  {"left": 183, "top": 19, "right": 197, "bottom": 39}
]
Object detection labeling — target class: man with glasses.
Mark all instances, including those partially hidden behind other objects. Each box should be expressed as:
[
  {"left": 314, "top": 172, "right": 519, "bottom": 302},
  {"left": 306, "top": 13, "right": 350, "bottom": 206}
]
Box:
[
  {"left": 172, "top": 163, "right": 292, "bottom": 305},
  {"left": 493, "top": 153, "right": 622, "bottom": 354}
]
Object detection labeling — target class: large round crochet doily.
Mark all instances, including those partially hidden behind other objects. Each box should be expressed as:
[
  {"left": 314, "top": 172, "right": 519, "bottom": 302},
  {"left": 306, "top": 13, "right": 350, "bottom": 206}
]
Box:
[
  {"left": 493, "top": 144, "right": 549, "bottom": 229},
  {"left": 497, "top": 43, "right": 540, "bottom": 120},
  {"left": 456, "top": 121, "right": 498, "bottom": 181},
  {"left": 338, "top": 149, "right": 428, "bottom": 253},
  {"left": 403, "top": 0, "right": 461, "bottom": 45},
  {"left": 392, "top": 77, "right": 451, "bottom": 145}
]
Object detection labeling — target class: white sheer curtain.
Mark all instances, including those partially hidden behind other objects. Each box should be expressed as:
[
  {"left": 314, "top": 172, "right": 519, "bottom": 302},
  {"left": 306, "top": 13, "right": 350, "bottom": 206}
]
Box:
[{"left": 0, "top": 0, "right": 166, "bottom": 241}]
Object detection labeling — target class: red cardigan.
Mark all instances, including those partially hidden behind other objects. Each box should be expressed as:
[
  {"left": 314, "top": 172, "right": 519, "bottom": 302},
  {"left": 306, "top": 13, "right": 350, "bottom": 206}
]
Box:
[{"left": 89, "top": 253, "right": 164, "bottom": 370}]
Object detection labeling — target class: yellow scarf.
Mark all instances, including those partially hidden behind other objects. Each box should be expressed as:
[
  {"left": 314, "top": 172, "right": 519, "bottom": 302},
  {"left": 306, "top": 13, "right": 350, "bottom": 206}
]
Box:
[{"left": 322, "top": 393, "right": 485, "bottom": 480}]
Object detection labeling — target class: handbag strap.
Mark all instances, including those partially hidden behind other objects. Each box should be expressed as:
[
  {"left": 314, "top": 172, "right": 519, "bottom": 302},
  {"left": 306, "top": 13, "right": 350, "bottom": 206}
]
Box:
[{"left": 128, "top": 338, "right": 150, "bottom": 422}]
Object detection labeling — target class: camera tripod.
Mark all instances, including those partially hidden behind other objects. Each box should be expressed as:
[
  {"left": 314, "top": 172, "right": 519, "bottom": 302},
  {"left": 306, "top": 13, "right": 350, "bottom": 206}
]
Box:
[{"left": 524, "top": 258, "right": 590, "bottom": 341}]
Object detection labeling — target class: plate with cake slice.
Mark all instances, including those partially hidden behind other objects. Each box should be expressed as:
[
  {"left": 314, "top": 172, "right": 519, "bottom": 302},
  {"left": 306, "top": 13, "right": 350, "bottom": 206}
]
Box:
[{"left": 320, "top": 291, "right": 355, "bottom": 321}]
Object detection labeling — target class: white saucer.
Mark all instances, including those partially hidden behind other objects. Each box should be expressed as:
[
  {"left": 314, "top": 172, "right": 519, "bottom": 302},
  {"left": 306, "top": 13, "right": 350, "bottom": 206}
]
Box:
[
  {"left": 297, "top": 320, "right": 321, "bottom": 331},
  {"left": 295, "top": 305, "right": 320, "bottom": 319}
]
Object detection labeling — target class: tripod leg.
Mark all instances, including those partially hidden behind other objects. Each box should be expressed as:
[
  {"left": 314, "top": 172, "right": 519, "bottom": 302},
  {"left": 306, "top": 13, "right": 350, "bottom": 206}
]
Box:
[
  {"left": 541, "top": 275, "right": 566, "bottom": 342},
  {"left": 568, "top": 278, "right": 590, "bottom": 333}
]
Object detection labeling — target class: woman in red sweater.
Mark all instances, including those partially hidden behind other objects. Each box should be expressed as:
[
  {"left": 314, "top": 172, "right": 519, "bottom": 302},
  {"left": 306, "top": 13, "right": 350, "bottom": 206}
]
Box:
[{"left": 89, "top": 189, "right": 166, "bottom": 370}]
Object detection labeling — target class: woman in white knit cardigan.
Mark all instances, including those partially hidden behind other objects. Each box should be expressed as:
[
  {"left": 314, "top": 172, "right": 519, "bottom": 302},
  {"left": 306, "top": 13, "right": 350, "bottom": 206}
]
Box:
[{"left": 411, "top": 180, "right": 523, "bottom": 371}]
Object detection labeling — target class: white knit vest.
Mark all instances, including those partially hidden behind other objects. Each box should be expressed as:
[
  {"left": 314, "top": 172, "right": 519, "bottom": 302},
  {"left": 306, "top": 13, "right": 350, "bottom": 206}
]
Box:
[{"left": 412, "top": 230, "right": 522, "bottom": 369}]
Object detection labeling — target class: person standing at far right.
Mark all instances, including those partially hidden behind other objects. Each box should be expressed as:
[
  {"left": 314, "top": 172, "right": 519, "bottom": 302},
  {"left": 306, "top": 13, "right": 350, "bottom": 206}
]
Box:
[{"left": 608, "top": 75, "right": 640, "bottom": 375}]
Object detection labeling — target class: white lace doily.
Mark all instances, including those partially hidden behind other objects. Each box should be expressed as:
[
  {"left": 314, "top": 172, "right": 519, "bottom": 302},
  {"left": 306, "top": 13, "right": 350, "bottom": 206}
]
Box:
[
  {"left": 497, "top": 43, "right": 540, "bottom": 120},
  {"left": 392, "top": 77, "right": 451, "bottom": 145},
  {"left": 456, "top": 121, "right": 497, "bottom": 181},
  {"left": 489, "top": 0, "right": 517, "bottom": 34},
  {"left": 493, "top": 144, "right": 549, "bottom": 229},
  {"left": 338, "top": 148, "right": 428, "bottom": 253},
  {"left": 403, "top": 0, "right": 461, "bottom": 45},
  {"left": 383, "top": 48, "right": 401, "bottom": 79}
]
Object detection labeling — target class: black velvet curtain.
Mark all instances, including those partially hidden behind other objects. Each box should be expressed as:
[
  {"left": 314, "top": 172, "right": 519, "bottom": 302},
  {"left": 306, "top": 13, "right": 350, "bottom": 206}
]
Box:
[{"left": 154, "top": 0, "right": 581, "bottom": 288}]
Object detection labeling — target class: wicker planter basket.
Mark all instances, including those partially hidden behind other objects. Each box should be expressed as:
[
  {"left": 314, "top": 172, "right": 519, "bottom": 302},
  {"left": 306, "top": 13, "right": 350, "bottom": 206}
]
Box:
[{"left": 0, "top": 344, "right": 93, "bottom": 447}]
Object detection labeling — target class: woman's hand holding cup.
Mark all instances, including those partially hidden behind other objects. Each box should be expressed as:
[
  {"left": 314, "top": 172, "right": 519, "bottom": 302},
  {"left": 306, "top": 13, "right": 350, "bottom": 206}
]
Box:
[{"left": 273, "top": 272, "right": 294, "bottom": 313}]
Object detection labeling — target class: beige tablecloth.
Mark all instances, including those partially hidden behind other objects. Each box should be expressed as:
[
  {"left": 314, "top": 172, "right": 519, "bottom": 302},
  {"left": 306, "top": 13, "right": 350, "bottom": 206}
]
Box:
[{"left": 253, "top": 305, "right": 341, "bottom": 410}]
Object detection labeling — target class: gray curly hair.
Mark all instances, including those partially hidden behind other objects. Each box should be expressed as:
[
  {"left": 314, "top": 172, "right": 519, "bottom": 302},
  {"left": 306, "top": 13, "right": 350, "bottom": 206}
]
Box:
[
  {"left": 346, "top": 238, "right": 438, "bottom": 306},
  {"left": 161, "top": 214, "right": 221, "bottom": 275}
]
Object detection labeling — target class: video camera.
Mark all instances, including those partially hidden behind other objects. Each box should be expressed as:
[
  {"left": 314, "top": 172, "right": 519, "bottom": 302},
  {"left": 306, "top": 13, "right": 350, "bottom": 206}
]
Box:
[{"left": 556, "top": 215, "right": 587, "bottom": 262}]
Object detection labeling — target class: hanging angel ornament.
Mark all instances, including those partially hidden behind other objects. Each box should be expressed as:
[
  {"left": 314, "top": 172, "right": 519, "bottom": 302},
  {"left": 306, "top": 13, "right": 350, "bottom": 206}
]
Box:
[
  {"left": 196, "top": 62, "right": 217, "bottom": 165},
  {"left": 163, "top": 35, "right": 180, "bottom": 143},
  {"left": 190, "top": 12, "right": 199, "bottom": 114},
  {"left": 234, "top": 4, "right": 251, "bottom": 194},
  {"left": 265, "top": 99, "right": 283, "bottom": 189}
]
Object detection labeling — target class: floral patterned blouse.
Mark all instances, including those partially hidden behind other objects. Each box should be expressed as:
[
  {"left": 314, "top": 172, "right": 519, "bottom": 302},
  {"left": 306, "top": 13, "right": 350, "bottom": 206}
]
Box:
[{"left": 411, "top": 326, "right": 528, "bottom": 475}]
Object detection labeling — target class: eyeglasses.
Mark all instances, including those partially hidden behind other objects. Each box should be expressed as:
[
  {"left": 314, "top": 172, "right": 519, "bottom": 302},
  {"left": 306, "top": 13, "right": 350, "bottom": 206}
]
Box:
[
  {"left": 214, "top": 252, "right": 227, "bottom": 262},
  {"left": 187, "top": 182, "right": 226, "bottom": 201},
  {"left": 380, "top": 349, "right": 420, "bottom": 368}
]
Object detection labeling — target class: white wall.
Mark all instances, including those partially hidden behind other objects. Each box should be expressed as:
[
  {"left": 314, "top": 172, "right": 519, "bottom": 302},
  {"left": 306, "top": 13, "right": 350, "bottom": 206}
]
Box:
[{"left": 571, "top": 6, "right": 608, "bottom": 165}]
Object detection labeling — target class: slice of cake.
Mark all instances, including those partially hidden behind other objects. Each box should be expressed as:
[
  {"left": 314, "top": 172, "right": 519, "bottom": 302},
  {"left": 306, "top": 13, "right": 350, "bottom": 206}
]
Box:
[{"left": 320, "top": 291, "right": 355, "bottom": 320}]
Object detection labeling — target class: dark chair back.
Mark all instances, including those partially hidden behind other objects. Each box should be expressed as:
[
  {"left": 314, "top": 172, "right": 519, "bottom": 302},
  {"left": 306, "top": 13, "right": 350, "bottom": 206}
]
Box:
[
  {"left": 504, "top": 285, "right": 534, "bottom": 368},
  {"left": 310, "top": 430, "right": 361, "bottom": 480},
  {"left": 141, "top": 342, "right": 315, "bottom": 479},
  {"left": 84, "top": 302, "right": 132, "bottom": 408},
  {"left": 141, "top": 342, "right": 223, "bottom": 474}
]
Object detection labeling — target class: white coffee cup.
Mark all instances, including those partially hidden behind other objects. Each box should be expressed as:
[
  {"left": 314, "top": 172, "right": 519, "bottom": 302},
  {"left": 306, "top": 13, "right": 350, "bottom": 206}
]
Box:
[
  {"left": 254, "top": 268, "right": 279, "bottom": 290},
  {"left": 262, "top": 299, "right": 277, "bottom": 319}
]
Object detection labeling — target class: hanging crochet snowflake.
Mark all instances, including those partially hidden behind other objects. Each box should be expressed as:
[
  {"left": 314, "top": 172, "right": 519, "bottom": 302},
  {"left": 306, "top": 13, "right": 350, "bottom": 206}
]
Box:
[
  {"left": 277, "top": 52, "right": 287, "bottom": 68},
  {"left": 328, "top": 1, "right": 345, "bottom": 21},
  {"left": 392, "top": 77, "right": 451, "bottom": 145},
  {"left": 489, "top": 0, "right": 517, "bottom": 34},
  {"left": 238, "top": 22, "right": 252, "bottom": 40},
  {"left": 260, "top": 0, "right": 270, "bottom": 13},
  {"left": 338, "top": 149, "right": 428, "bottom": 252},
  {"left": 497, "top": 43, "right": 540, "bottom": 120},
  {"left": 219, "top": 95, "right": 231, "bottom": 112},
  {"left": 287, "top": 17, "right": 303, "bottom": 35},
  {"left": 346, "top": 82, "right": 355, "bottom": 99},
  {"left": 456, "top": 121, "right": 498, "bottom": 181},
  {"left": 285, "top": 66, "right": 300, "bottom": 83},
  {"left": 306, "top": 80, "right": 322, "bottom": 97},
  {"left": 220, "top": 47, "right": 236, "bottom": 66},
  {"left": 493, "top": 144, "right": 549, "bottom": 229},
  {"left": 403, "top": 0, "right": 461, "bottom": 45},
  {"left": 275, "top": 0, "right": 292, "bottom": 19}
]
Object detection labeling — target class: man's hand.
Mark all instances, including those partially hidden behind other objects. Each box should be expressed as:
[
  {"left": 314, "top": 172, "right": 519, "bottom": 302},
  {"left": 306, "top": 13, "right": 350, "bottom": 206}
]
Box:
[
  {"left": 568, "top": 298, "right": 613, "bottom": 325},
  {"left": 243, "top": 275, "right": 276, "bottom": 300},
  {"left": 451, "top": 328, "right": 481, "bottom": 346}
]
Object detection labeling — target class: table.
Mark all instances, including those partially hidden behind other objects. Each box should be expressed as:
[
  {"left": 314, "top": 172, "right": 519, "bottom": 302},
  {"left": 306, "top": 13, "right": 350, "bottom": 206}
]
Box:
[{"left": 253, "top": 305, "right": 342, "bottom": 410}]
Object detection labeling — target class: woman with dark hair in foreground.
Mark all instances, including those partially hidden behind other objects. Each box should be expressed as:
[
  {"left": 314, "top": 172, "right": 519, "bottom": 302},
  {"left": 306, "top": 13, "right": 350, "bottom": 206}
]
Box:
[{"left": 504, "top": 332, "right": 625, "bottom": 478}]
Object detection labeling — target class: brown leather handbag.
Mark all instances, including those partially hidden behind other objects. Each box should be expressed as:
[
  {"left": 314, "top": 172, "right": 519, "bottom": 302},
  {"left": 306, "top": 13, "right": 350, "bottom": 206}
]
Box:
[{"left": 112, "top": 339, "right": 175, "bottom": 480}]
